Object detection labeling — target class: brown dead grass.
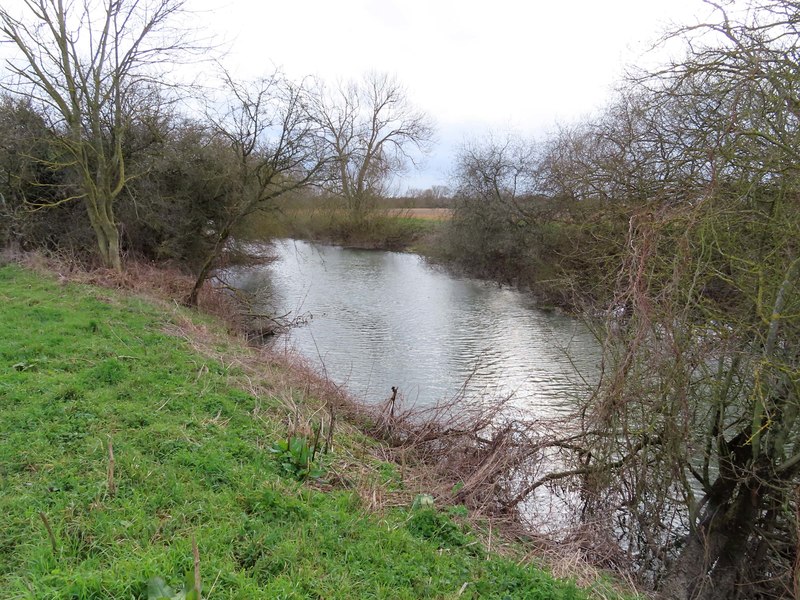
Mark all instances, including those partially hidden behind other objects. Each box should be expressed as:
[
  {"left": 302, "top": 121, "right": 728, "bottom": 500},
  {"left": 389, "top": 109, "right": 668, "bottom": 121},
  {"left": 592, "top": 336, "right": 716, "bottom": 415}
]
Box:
[
  {"left": 388, "top": 207, "right": 452, "bottom": 220},
  {"left": 18, "top": 252, "right": 247, "bottom": 330}
]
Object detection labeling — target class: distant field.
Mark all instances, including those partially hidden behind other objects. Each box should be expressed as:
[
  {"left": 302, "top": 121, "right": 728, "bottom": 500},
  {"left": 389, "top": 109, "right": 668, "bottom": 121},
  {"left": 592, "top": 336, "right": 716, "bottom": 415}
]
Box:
[{"left": 389, "top": 208, "right": 452, "bottom": 220}]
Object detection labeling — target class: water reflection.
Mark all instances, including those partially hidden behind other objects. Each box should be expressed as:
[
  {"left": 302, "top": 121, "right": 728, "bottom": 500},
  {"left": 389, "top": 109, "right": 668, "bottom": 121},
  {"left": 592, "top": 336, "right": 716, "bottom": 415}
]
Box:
[{"left": 227, "top": 239, "right": 602, "bottom": 414}]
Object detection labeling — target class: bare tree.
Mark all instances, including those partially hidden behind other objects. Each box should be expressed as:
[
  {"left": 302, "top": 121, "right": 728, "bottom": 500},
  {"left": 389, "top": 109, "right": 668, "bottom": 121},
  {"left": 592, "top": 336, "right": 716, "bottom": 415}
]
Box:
[
  {"left": 452, "top": 132, "right": 541, "bottom": 220},
  {"left": 0, "top": 0, "right": 194, "bottom": 270},
  {"left": 539, "top": 88, "right": 719, "bottom": 206},
  {"left": 310, "top": 72, "right": 434, "bottom": 216},
  {"left": 640, "top": 0, "right": 800, "bottom": 191},
  {"left": 505, "top": 3, "right": 800, "bottom": 598},
  {"left": 185, "top": 70, "right": 327, "bottom": 306}
]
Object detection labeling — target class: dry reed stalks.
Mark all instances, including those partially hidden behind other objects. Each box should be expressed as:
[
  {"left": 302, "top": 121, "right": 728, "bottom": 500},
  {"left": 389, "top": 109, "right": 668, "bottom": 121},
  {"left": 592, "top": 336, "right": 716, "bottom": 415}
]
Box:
[
  {"left": 192, "top": 535, "right": 202, "bottom": 600},
  {"left": 355, "top": 385, "right": 579, "bottom": 516},
  {"left": 39, "top": 511, "right": 58, "bottom": 555},
  {"left": 106, "top": 437, "right": 116, "bottom": 498}
]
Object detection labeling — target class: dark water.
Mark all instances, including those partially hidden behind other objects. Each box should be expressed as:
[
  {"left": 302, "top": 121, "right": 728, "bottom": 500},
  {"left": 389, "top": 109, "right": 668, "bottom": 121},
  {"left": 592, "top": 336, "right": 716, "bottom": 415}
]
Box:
[{"left": 227, "top": 239, "right": 601, "bottom": 413}]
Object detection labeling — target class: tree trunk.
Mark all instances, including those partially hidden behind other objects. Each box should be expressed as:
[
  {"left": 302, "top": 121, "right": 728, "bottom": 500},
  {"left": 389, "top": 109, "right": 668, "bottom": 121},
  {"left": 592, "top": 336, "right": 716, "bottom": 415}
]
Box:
[
  {"left": 185, "top": 253, "right": 214, "bottom": 307},
  {"left": 660, "top": 484, "right": 758, "bottom": 600},
  {"left": 185, "top": 225, "right": 232, "bottom": 307},
  {"left": 98, "top": 223, "right": 122, "bottom": 272},
  {"left": 84, "top": 196, "right": 122, "bottom": 271}
]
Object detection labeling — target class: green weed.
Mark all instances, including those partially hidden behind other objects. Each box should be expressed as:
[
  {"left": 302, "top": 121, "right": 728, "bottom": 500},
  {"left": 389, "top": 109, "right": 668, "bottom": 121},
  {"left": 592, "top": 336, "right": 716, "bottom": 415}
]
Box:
[
  {"left": 147, "top": 572, "right": 200, "bottom": 600},
  {"left": 269, "top": 433, "right": 325, "bottom": 481}
]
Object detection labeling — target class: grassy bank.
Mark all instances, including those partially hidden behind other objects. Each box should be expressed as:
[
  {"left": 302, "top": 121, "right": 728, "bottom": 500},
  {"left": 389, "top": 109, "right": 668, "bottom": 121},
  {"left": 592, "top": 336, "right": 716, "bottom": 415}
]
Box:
[{"left": 0, "top": 263, "right": 611, "bottom": 598}]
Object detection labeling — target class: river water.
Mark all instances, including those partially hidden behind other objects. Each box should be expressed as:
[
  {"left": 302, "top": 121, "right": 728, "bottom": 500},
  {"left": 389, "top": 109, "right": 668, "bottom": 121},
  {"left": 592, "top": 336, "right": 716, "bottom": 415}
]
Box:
[{"left": 226, "top": 239, "right": 602, "bottom": 414}]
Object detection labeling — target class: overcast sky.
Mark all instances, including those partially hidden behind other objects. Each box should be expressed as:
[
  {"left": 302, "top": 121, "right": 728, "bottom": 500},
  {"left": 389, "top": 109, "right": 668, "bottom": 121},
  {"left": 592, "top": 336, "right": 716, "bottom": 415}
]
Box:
[
  {"left": 190, "top": 0, "right": 712, "bottom": 191},
  {"left": 0, "top": 0, "right": 714, "bottom": 191}
]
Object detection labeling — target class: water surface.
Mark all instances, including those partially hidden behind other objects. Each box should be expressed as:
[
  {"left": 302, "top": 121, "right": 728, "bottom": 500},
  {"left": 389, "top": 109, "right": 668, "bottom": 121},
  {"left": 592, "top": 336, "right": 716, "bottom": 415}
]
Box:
[{"left": 227, "top": 239, "right": 601, "bottom": 414}]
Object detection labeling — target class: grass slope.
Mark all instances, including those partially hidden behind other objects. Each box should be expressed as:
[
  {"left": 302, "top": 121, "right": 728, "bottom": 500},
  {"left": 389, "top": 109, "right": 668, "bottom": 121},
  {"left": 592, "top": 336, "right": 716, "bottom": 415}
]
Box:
[{"left": 0, "top": 265, "right": 590, "bottom": 599}]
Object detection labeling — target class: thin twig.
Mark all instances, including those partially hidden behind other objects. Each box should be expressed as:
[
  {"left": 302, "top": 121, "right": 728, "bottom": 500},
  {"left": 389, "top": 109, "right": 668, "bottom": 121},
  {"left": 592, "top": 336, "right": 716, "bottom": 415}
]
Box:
[
  {"left": 107, "top": 436, "right": 116, "bottom": 498},
  {"left": 38, "top": 512, "right": 58, "bottom": 555},
  {"left": 192, "top": 534, "right": 202, "bottom": 600},
  {"left": 487, "top": 519, "right": 492, "bottom": 560}
]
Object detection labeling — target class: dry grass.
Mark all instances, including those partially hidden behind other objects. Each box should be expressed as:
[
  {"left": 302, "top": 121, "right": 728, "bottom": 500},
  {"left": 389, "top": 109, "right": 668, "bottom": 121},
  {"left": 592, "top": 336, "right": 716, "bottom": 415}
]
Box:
[{"left": 388, "top": 207, "right": 453, "bottom": 220}]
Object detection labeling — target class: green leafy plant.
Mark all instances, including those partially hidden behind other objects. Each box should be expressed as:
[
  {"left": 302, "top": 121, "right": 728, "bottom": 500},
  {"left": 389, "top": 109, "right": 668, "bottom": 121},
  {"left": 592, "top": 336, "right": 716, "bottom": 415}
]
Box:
[
  {"left": 269, "top": 431, "right": 324, "bottom": 481},
  {"left": 411, "top": 493, "right": 435, "bottom": 510},
  {"left": 147, "top": 572, "right": 200, "bottom": 600},
  {"left": 407, "top": 508, "right": 472, "bottom": 551}
]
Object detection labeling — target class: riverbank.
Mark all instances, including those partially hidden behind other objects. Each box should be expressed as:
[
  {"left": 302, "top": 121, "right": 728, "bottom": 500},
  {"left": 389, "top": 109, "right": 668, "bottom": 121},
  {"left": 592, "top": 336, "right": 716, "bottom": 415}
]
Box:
[
  {"left": 0, "top": 257, "right": 631, "bottom": 598},
  {"left": 238, "top": 206, "right": 612, "bottom": 314},
  {"left": 239, "top": 207, "right": 444, "bottom": 252}
]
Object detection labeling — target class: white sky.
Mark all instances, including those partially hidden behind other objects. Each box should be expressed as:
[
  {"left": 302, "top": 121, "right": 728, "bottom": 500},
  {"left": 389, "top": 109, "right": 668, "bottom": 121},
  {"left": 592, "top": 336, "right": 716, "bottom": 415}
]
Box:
[
  {"left": 189, "top": 0, "right": 712, "bottom": 190},
  {"left": 0, "top": 0, "right": 714, "bottom": 190}
]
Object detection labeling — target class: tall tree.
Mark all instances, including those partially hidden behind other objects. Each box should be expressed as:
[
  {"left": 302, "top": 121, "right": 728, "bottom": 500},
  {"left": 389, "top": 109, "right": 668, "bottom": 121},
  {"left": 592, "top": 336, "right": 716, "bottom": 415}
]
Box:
[
  {"left": 310, "top": 72, "right": 434, "bottom": 216},
  {"left": 0, "top": 0, "right": 192, "bottom": 269},
  {"left": 185, "top": 71, "right": 327, "bottom": 306}
]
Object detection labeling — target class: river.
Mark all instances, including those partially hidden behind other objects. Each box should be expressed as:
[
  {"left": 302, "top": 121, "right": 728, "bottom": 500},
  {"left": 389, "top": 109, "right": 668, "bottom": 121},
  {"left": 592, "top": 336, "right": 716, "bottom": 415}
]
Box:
[{"left": 226, "top": 239, "right": 602, "bottom": 414}]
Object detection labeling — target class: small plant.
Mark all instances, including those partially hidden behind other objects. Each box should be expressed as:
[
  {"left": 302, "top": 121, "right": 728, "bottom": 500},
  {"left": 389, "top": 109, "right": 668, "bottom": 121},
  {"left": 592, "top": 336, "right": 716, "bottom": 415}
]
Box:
[
  {"left": 407, "top": 508, "right": 472, "bottom": 551},
  {"left": 147, "top": 572, "right": 200, "bottom": 600},
  {"left": 269, "top": 430, "right": 324, "bottom": 481},
  {"left": 147, "top": 536, "right": 202, "bottom": 599},
  {"left": 411, "top": 493, "right": 435, "bottom": 510}
]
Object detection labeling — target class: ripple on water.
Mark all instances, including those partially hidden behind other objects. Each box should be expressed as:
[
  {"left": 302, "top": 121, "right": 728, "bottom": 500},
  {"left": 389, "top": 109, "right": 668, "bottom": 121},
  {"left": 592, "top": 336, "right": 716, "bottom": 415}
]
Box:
[{"left": 227, "top": 239, "right": 602, "bottom": 416}]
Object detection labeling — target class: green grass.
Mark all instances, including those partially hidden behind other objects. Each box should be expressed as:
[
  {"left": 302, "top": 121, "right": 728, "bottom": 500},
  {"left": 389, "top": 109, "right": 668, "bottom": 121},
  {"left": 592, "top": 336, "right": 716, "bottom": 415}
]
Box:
[{"left": 0, "top": 264, "right": 596, "bottom": 599}]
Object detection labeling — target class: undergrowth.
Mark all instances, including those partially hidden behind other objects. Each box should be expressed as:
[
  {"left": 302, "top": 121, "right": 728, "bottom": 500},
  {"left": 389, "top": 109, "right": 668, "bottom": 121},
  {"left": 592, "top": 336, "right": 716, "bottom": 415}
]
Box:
[{"left": 0, "top": 264, "right": 604, "bottom": 598}]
